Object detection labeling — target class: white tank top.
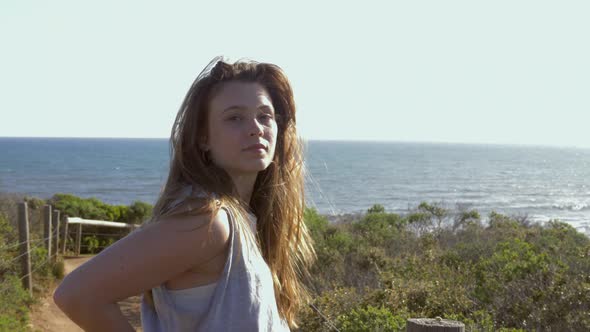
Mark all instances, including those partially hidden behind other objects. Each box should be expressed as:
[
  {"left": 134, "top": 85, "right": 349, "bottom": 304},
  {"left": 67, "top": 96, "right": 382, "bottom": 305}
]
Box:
[
  {"left": 157, "top": 209, "right": 255, "bottom": 325},
  {"left": 140, "top": 184, "right": 290, "bottom": 331},
  {"left": 162, "top": 282, "right": 218, "bottom": 326}
]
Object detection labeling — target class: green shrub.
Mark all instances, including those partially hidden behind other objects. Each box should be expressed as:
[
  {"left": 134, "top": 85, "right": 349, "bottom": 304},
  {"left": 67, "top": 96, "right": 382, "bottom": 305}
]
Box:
[
  {"left": 0, "top": 206, "right": 68, "bottom": 332},
  {"left": 304, "top": 207, "right": 329, "bottom": 241},
  {"left": 127, "top": 201, "right": 152, "bottom": 224},
  {"left": 298, "top": 203, "right": 590, "bottom": 331},
  {"left": 84, "top": 235, "right": 101, "bottom": 254},
  {"left": 0, "top": 274, "right": 33, "bottom": 331},
  {"left": 29, "top": 246, "right": 52, "bottom": 280},
  {"left": 297, "top": 287, "right": 362, "bottom": 332},
  {"left": 337, "top": 305, "right": 407, "bottom": 332},
  {"left": 50, "top": 194, "right": 152, "bottom": 224},
  {"left": 352, "top": 212, "right": 405, "bottom": 247},
  {"left": 100, "top": 237, "right": 116, "bottom": 249},
  {"left": 445, "top": 309, "right": 495, "bottom": 332},
  {"left": 52, "top": 257, "right": 65, "bottom": 280},
  {"left": 0, "top": 214, "right": 18, "bottom": 275},
  {"left": 23, "top": 196, "right": 46, "bottom": 210},
  {"left": 0, "top": 213, "right": 31, "bottom": 331},
  {"left": 475, "top": 239, "right": 552, "bottom": 300},
  {"left": 367, "top": 204, "right": 385, "bottom": 214}
]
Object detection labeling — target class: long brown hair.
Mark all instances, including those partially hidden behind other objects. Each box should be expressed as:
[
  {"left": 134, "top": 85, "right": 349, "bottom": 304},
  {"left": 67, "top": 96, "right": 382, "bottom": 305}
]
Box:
[{"left": 142, "top": 56, "right": 316, "bottom": 329}]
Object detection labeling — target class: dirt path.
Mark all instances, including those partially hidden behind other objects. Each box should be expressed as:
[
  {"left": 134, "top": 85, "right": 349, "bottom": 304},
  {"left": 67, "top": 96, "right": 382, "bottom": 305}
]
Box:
[{"left": 29, "top": 255, "right": 143, "bottom": 332}]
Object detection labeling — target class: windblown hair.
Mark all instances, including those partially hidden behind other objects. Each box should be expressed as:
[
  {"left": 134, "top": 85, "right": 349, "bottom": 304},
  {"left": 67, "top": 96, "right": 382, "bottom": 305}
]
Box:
[{"left": 141, "top": 56, "right": 316, "bottom": 329}]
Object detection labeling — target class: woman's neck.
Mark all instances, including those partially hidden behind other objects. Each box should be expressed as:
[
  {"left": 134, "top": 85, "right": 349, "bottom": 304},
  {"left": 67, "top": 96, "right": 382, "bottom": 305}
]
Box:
[{"left": 228, "top": 172, "right": 258, "bottom": 205}]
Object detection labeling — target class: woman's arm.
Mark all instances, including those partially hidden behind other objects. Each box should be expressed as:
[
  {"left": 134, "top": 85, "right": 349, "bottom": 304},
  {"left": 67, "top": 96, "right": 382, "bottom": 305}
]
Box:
[
  {"left": 53, "top": 208, "right": 230, "bottom": 331},
  {"left": 57, "top": 302, "right": 135, "bottom": 332}
]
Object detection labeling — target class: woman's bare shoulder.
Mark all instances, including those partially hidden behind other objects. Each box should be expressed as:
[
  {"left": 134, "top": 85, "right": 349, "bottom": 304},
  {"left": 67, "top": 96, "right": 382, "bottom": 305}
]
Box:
[{"left": 53, "top": 207, "right": 230, "bottom": 308}]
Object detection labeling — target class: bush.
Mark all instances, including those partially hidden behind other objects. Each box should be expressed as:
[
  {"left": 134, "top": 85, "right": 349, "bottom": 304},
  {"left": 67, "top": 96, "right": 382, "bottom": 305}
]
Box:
[
  {"left": 52, "top": 257, "right": 65, "bottom": 280},
  {"left": 0, "top": 274, "right": 34, "bottom": 331},
  {"left": 127, "top": 201, "right": 152, "bottom": 224},
  {"left": 0, "top": 213, "right": 32, "bottom": 331},
  {"left": 49, "top": 194, "right": 153, "bottom": 224},
  {"left": 305, "top": 207, "right": 329, "bottom": 241},
  {"left": 337, "top": 305, "right": 407, "bottom": 332},
  {"left": 298, "top": 203, "right": 590, "bottom": 331},
  {"left": 0, "top": 213, "right": 18, "bottom": 275},
  {"left": 367, "top": 204, "right": 385, "bottom": 214},
  {"left": 445, "top": 310, "right": 495, "bottom": 332},
  {"left": 84, "top": 235, "right": 101, "bottom": 254},
  {"left": 0, "top": 201, "right": 67, "bottom": 332},
  {"left": 297, "top": 287, "right": 362, "bottom": 332},
  {"left": 352, "top": 212, "right": 405, "bottom": 247}
]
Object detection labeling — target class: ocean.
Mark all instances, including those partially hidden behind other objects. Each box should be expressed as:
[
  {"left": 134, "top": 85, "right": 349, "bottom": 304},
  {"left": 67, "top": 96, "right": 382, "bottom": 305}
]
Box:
[{"left": 1, "top": 137, "right": 589, "bottom": 236}]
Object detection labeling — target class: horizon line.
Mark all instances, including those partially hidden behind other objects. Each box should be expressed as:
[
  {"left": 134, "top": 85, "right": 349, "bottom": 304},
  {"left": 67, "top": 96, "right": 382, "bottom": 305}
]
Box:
[{"left": 1, "top": 136, "right": 588, "bottom": 150}]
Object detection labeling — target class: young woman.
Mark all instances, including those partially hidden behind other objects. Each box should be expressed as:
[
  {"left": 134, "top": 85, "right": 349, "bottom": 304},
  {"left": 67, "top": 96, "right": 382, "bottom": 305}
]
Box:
[{"left": 54, "top": 56, "right": 317, "bottom": 331}]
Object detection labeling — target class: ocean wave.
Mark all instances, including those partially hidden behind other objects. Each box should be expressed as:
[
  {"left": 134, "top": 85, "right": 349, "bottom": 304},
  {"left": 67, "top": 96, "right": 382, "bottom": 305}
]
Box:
[
  {"left": 551, "top": 202, "right": 589, "bottom": 211},
  {"left": 444, "top": 199, "right": 590, "bottom": 213},
  {"left": 504, "top": 202, "right": 590, "bottom": 212}
]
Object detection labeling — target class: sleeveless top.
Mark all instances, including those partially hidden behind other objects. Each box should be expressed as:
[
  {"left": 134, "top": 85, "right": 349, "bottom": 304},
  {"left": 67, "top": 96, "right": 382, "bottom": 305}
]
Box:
[{"left": 140, "top": 184, "right": 290, "bottom": 331}]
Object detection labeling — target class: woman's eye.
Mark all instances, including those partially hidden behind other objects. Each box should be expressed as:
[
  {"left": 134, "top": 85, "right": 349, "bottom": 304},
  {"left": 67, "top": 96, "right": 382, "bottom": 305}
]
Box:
[{"left": 227, "top": 114, "right": 274, "bottom": 122}]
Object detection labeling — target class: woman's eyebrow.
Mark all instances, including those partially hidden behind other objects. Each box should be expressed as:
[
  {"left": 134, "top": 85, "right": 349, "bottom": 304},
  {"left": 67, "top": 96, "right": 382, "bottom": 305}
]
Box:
[{"left": 222, "top": 105, "right": 274, "bottom": 113}]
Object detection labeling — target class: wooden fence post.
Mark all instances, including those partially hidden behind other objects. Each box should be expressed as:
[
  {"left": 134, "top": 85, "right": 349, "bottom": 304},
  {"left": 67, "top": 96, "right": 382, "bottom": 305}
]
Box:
[
  {"left": 407, "top": 318, "right": 464, "bottom": 332},
  {"left": 52, "top": 209, "right": 60, "bottom": 261},
  {"left": 43, "top": 205, "right": 52, "bottom": 260},
  {"left": 75, "top": 223, "right": 82, "bottom": 256},
  {"left": 18, "top": 202, "right": 33, "bottom": 297},
  {"left": 61, "top": 215, "right": 69, "bottom": 255}
]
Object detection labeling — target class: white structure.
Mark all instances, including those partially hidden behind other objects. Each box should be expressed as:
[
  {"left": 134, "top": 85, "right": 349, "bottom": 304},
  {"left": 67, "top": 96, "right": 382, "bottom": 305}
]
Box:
[{"left": 67, "top": 217, "right": 141, "bottom": 229}]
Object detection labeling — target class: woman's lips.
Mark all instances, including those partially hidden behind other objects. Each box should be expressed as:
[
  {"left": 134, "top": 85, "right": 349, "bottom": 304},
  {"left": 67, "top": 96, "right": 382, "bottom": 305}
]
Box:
[
  {"left": 245, "top": 148, "right": 265, "bottom": 153},
  {"left": 243, "top": 143, "right": 267, "bottom": 151}
]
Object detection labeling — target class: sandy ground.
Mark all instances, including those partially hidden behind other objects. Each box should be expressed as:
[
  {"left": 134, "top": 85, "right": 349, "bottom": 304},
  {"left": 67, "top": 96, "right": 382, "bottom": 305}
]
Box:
[{"left": 29, "top": 255, "right": 143, "bottom": 332}]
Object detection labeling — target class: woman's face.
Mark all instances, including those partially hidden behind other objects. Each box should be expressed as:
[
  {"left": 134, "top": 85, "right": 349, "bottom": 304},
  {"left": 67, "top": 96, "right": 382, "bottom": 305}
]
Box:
[{"left": 204, "top": 81, "right": 278, "bottom": 179}]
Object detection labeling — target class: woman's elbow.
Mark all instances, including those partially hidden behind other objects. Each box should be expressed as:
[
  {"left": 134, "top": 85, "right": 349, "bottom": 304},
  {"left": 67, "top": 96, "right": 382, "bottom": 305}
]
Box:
[
  {"left": 53, "top": 280, "right": 77, "bottom": 312},
  {"left": 53, "top": 274, "right": 89, "bottom": 314},
  {"left": 53, "top": 283, "right": 96, "bottom": 324}
]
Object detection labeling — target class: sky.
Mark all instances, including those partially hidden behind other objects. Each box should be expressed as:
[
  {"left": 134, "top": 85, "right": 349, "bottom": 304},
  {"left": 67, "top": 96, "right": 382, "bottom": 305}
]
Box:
[{"left": 1, "top": 1, "right": 589, "bottom": 148}]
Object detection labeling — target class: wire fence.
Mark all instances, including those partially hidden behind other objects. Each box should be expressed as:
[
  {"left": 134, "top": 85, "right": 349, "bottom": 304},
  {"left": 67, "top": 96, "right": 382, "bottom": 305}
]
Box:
[
  {"left": 0, "top": 202, "right": 133, "bottom": 298},
  {"left": 0, "top": 225, "right": 61, "bottom": 298},
  {"left": 1, "top": 227, "right": 60, "bottom": 267}
]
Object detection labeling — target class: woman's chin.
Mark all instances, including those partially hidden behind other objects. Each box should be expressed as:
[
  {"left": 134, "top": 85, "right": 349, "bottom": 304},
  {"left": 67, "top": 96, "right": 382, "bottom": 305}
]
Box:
[
  {"left": 225, "top": 160, "right": 271, "bottom": 176},
  {"left": 247, "top": 160, "right": 272, "bottom": 172}
]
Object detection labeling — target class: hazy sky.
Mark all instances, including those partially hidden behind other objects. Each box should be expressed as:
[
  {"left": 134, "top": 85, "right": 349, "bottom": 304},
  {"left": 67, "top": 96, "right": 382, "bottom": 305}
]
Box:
[{"left": 1, "top": 1, "right": 589, "bottom": 148}]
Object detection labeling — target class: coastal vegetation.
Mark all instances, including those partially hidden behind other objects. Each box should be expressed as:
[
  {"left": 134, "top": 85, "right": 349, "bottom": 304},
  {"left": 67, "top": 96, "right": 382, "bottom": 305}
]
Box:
[
  {"left": 0, "top": 193, "right": 150, "bottom": 331},
  {"left": 0, "top": 195, "right": 64, "bottom": 331},
  {"left": 297, "top": 203, "right": 590, "bottom": 331},
  {"left": 1, "top": 193, "right": 588, "bottom": 331}
]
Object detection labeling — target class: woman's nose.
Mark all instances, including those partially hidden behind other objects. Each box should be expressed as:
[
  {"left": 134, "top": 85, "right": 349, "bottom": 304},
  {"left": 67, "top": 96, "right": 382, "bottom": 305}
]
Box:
[{"left": 249, "top": 118, "right": 264, "bottom": 137}]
